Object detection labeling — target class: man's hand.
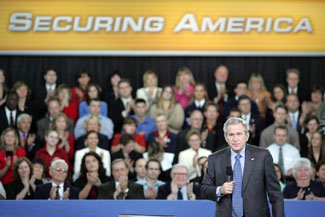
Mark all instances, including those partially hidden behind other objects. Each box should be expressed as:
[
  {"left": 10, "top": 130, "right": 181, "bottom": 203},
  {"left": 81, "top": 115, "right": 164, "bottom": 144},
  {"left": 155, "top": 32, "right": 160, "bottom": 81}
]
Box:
[
  {"left": 62, "top": 187, "right": 70, "bottom": 200},
  {"left": 145, "top": 186, "right": 157, "bottom": 199},
  {"left": 50, "top": 186, "right": 57, "bottom": 200},
  {"left": 220, "top": 181, "right": 235, "bottom": 195}
]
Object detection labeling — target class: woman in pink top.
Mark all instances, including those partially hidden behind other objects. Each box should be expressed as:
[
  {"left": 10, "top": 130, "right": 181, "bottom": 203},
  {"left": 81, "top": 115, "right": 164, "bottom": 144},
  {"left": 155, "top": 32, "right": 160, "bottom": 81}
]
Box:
[{"left": 173, "top": 67, "right": 195, "bottom": 109}]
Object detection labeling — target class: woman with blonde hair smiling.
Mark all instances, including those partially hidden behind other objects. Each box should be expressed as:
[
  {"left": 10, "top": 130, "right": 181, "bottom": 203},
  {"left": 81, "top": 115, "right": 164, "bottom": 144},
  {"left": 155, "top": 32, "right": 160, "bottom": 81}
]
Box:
[{"left": 173, "top": 67, "right": 196, "bottom": 109}]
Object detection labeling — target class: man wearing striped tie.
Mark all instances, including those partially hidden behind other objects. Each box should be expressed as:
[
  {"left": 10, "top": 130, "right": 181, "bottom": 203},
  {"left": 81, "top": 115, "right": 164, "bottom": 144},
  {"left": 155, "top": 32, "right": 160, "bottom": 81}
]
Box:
[{"left": 201, "top": 117, "right": 285, "bottom": 217}]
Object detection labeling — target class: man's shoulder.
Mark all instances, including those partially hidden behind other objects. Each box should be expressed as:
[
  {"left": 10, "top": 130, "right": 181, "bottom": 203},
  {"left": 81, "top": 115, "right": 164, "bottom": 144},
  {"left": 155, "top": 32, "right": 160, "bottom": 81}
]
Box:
[
  {"left": 209, "top": 147, "right": 229, "bottom": 158},
  {"left": 261, "top": 124, "right": 274, "bottom": 134}
]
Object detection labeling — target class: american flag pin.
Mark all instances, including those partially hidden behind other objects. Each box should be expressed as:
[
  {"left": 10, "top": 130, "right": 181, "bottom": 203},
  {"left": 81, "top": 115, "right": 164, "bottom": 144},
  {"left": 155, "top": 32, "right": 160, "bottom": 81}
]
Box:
[{"left": 251, "top": 158, "right": 254, "bottom": 160}]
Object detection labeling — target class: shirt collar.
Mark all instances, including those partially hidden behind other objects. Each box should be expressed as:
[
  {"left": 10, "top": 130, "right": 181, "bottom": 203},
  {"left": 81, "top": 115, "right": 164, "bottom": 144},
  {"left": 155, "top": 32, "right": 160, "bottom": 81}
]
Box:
[{"left": 230, "top": 144, "right": 246, "bottom": 159}]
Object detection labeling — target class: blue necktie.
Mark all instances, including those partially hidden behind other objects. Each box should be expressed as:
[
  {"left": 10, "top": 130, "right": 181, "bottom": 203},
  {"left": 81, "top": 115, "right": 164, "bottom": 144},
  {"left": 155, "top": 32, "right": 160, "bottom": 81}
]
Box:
[
  {"left": 291, "top": 114, "right": 297, "bottom": 130},
  {"left": 232, "top": 154, "right": 243, "bottom": 217}
]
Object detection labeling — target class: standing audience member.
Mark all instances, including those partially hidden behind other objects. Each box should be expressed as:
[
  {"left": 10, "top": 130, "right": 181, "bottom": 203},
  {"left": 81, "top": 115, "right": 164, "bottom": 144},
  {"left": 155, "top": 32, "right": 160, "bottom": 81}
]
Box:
[
  {"left": 286, "top": 94, "right": 302, "bottom": 132},
  {"left": 33, "top": 158, "right": 51, "bottom": 184},
  {"left": 300, "top": 116, "right": 321, "bottom": 157},
  {"left": 74, "top": 152, "right": 111, "bottom": 199},
  {"left": 0, "top": 68, "right": 9, "bottom": 107},
  {"left": 98, "top": 159, "right": 144, "bottom": 199},
  {"left": 0, "top": 91, "right": 22, "bottom": 133},
  {"left": 149, "top": 85, "right": 184, "bottom": 134},
  {"left": 285, "top": 68, "right": 308, "bottom": 103},
  {"left": 71, "top": 70, "right": 91, "bottom": 105},
  {"left": 34, "top": 159, "right": 79, "bottom": 200},
  {"left": 56, "top": 84, "right": 79, "bottom": 123},
  {"left": 174, "top": 67, "right": 195, "bottom": 109},
  {"left": 136, "top": 70, "right": 162, "bottom": 109},
  {"left": 103, "top": 71, "right": 121, "bottom": 105},
  {"left": 316, "top": 161, "right": 325, "bottom": 187},
  {"left": 265, "top": 84, "right": 287, "bottom": 126},
  {"left": 308, "top": 132, "right": 325, "bottom": 165},
  {"left": 0, "top": 128, "right": 26, "bottom": 185},
  {"left": 134, "top": 158, "right": 147, "bottom": 183}
]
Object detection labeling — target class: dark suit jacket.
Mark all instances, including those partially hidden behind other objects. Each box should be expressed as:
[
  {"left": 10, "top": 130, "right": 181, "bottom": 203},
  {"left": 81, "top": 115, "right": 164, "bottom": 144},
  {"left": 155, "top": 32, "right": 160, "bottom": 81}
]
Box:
[
  {"left": 157, "top": 182, "right": 201, "bottom": 200},
  {"left": 0, "top": 106, "right": 22, "bottom": 133},
  {"left": 108, "top": 98, "right": 134, "bottom": 134},
  {"left": 97, "top": 180, "right": 144, "bottom": 199},
  {"left": 201, "top": 145, "right": 284, "bottom": 217},
  {"left": 34, "top": 183, "right": 80, "bottom": 199}
]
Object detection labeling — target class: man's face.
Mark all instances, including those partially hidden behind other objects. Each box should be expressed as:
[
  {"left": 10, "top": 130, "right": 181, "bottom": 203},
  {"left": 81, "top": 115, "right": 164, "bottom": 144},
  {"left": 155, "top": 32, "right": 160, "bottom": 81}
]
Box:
[
  {"left": 238, "top": 99, "right": 251, "bottom": 115},
  {"left": 193, "top": 85, "right": 206, "bottom": 101},
  {"left": 18, "top": 117, "right": 31, "bottom": 133},
  {"left": 44, "top": 70, "right": 57, "bottom": 85},
  {"left": 88, "top": 101, "right": 101, "bottom": 116},
  {"left": 190, "top": 111, "right": 203, "bottom": 130},
  {"left": 118, "top": 82, "right": 132, "bottom": 98},
  {"left": 214, "top": 66, "right": 228, "bottom": 83},
  {"left": 234, "top": 83, "right": 247, "bottom": 96},
  {"left": 134, "top": 102, "right": 147, "bottom": 117},
  {"left": 171, "top": 166, "right": 188, "bottom": 188},
  {"left": 204, "top": 105, "right": 218, "bottom": 121},
  {"left": 6, "top": 94, "right": 18, "bottom": 110},
  {"left": 112, "top": 161, "right": 129, "bottom": 181},
  {"left": 286, "top": 95, "right": 300, "bottom": 112},
  {"left": 86, "top": 119, "right": 100, "bottom": 132},
  {"left": 188, "top": 134, "right": 201, "bottom": 151},
  {"left": 50, "top": 162, "right": 68, "bottom": 184},
  {"left": 273, "top": 107, "right": 287, "bottom": 124},
  {"left": 287, "top": 72, "right": 299, "bottom": 88},
  {"left": 155, "top": 115, "right": 167, "bottom": 130},
  {"left": 48, "top": 100, "right": 60, "bottom": 116},
  {"left": 224, "top": 123, "right": 249, "bottom": 153},
  {"left": 273, "top": 129, "right": 288, "bottom": 146},
  {"left": 135, "top": 159, "right": 147, "bottom": 178},
  {"left": 147, "top": 161, "right": 161, "bottom": 180}
]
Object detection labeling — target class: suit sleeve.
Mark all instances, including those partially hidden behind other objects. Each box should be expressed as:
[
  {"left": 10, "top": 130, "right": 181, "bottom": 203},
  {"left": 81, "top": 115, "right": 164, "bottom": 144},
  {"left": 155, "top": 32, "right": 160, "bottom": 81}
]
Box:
[
  {"left": 126, "top": 184, "right": 145, "bottom": 199},
  {"left": 200, "top": 155, "right": 217, "bottom": 201},
  {"left": 98, "top": 184, "right": 114, "bottom": 199}
]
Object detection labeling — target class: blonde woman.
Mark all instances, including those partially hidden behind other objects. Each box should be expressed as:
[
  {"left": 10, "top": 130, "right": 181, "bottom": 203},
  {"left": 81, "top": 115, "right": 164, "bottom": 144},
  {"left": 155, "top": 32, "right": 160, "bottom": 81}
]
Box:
[
  {"left": 173, "top": 67, "right": 196, "bottom": 109},
  {"left": 149, "top": 85, "right": 184, "bottom": 134},
  {"left": 136, "top": 70, "right": 162, "bottom": 109},
  {"left": 247, "top": 73, "right": 272, "bottom": 118}
]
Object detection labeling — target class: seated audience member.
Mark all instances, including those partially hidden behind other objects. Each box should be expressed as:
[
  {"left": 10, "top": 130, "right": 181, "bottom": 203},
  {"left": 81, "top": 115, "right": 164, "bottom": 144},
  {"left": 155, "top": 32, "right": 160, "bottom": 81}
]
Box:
[
  {"left": 173, "top": 67, "right": 195, "bottom": 109},
  {"left": 301, "top": 85, "right": 325, "bottom": 122},
  {"left": 33, "top": 158, "right": 51, "bottom": 184},
  {"left": 316, "top": 161, "right": 325, "bottom": 187},
  {"left": 157, "top": 164, "right": 200, "bottom": 200},
  {"left": 308, "top": 132, "right": 325, "bottom": 165},
  {"left": 35, "top": 129, "right": 69, "bottom": 177},
  {"left": 147, "top": 114, "right": 178, "bottom": 154},
  {"left": 207, "top": 65, "right": 231, "bottom": 122},
  {"left": 34, "top": 67, "right": 58, "bottom": 118},
  {"left": 0, "top": 68, "right": 9, "bottom": 107},
  {"left": 5, "top": 157, "right": 42, "bottom": 199},
  {"left": 134, "top": 158, "right": 147, "bottom": 182},
  {"left": 260, "top": 104, "right": 300, "bottom": 150},
  {"left": 149, "top": 85, "right": 184, "bottom": 134},
  {"left": 238, "top": 95, "right": 264, "bottom": 146},
  {"left": 109, "top": 78, "right": 135, "bottom": 134},
  {"left": 274, "top": 164, "right": 286, "bottom": 192},
  {"left": 111, "top": 117, "right": 146, "bottom": 154},
  {"left": 75, "top": 98, "right": 114, "bottom": 140},
  {"left": 285, "top": 68, "right": 308, "bottom": 103},
  {"left": 74, "top": 131, "right": 111, "bottom": 182},
  {"left": 0, "top": 128, "right": 26, "bottom": 185},
  {"left": 131, "top": 98, "right": 157, "bottom": 140},
  {"left": 246, "top": 73, "right": 273, "bottom": 119},
  {"left": 283, "top": 158, "right": 325, "bottom": 200},
  {"left": 286, "top": 94, "right": 302, "bottom": 132},
  {"left": 136, "top": 70, "right": 162, "bottom": 109},
  {"left": 74, "top": 152, "right": 111, "bottom": 199},
  {"left": 0, "top": 181, "right": 6, "bottom": 199},
  {"left": 184, "top": 83, "right": 209, "bottom": 128},
  {"left": 267, "top": 126, "right": 301, "bottom": 179},
  {"left": 51, "top": 113, "right": 75, "bottom": 162},
  {"left": 137, "top": 159, "right": 165, "bottom": 199},
  {"left": 0, "top": 91, "right": 22, "bottom": 133},
  {"left": 17, "top": 113, "right": 39, "bottom": 161},
  {"left": 71, "top": 70, "right": 91, "bottom": 105},
  {"left": 202, "top": 102, "right": 226, "bottom": 151},
  {"left": 103, "top": 71, "right": 121, "bottom": 104},
  {"left": 178, "top": 130, "right": 212, "bottom": 180},
  {"left": 299, "top": 115, "right": 321, "bottom": 157},
  {"left": 190, "top": 157, "right": 208, "bottom": 185},
  {"left": 111, "top": 134, "right": 142, "bottom": 176},
  {"left": 98, "top": 159, "right": 144, "bottom": 199},
  {"left": 56, "top": 84, "right": 79, "bottom": 123},
  {"left": 79, "top": 83, "right": 108, "bottom": 118},
  {"left": 34, "top": 158, "right": 79, "bottom": 200},
  {"left": 227, "top": 107, "right": 241, "bottom": 119},
  {"left": 224, "top": 80, "right": 259, "bottom": 117},
  {"left": 36, "top": 97, "right": 74, "bottom": 140},
  {"left": 75, "top": 116, "right": 110, "bottom": 151},
  {"left": 143, "top": 141, "right": 174, "bottom": 182}
]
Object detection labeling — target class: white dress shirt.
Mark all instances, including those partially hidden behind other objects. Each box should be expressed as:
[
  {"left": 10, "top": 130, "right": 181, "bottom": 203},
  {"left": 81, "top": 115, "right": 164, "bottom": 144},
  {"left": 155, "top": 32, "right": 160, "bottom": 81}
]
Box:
[{"left": 51, "top": 182, "right": 64, "bottom": 200}]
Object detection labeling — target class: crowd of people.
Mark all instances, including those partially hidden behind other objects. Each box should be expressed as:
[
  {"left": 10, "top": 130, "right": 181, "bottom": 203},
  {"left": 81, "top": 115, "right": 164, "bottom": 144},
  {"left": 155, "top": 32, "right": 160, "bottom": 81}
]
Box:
[{"left": 0, "top": 65, "right": 324, "bottom": 201}]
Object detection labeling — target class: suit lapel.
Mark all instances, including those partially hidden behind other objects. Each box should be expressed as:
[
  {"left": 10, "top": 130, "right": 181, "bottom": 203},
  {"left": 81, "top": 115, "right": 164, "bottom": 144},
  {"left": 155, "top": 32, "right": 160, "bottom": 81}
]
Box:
[{"left": 242, "top": 145, "right": 254, "bottom": 191}]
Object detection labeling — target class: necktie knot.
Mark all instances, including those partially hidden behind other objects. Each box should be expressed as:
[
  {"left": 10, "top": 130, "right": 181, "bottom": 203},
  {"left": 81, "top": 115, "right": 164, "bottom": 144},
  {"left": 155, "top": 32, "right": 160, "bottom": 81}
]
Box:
[{"left": 235, "top": 154, "right": 241, "bottom": 160}]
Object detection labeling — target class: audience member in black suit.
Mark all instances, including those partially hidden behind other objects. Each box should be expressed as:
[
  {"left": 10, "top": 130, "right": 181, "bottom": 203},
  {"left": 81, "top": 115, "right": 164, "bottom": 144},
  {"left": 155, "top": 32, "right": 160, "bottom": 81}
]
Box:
[
  {"left": 103, "top": 71, "right": 121, "bottom": 105},
  {"left": 34, "top": 67, "right": 59, "bottom": 119},
  {"left": 285, "top": 68, "right": 309, "bottom": 103},
  {"left": 224, "top": 81, "right": 259, "bottom": 117},
  {"left": 238, "top": 95, "right": 264, "bottom": 146},
  {"left": 157, "top": 164, "right": 200, "bottom": 200},
  {"left": 34, "top": 158, "right": 80, "bottom": 199},
  {"left": 17, "top": 113, "right": 39, "bottom": 161},
  {"left": 109, "top": 78, "right": 135, "bottom": 133},
  {"left": 286, "top": 94, "right": 303, "bottom": 133},
  {"left": 0, "top": 91, "right": 22, "bottom": 133},
  {"left": 98, "top": 159, "right": 144, "bottom": 199}
]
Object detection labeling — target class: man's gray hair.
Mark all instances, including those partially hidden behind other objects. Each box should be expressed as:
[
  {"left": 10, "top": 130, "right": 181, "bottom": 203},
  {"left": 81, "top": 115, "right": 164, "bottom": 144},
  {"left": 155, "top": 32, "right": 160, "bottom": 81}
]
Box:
[
  {"left": 50, "top": 158, "right": 68, "bottom": 171},
  {"left": 171, "top": 163, "right": 189, "bottom": 175},
  {"left": 223, "top": 117, "right": 249, "bottom": 134},
  {"left": 292, "top": 157, "right": 312, "bottom": 179},
  {"left": 17, "top": 113, "right": 32, "bottom": 124}
]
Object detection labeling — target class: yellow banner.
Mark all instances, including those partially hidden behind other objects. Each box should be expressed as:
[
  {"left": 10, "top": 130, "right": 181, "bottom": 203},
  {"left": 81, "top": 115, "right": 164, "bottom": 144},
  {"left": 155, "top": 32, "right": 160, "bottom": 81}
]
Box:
[{"left": 0, "top": 0, "right": 324, "bottom": 55}]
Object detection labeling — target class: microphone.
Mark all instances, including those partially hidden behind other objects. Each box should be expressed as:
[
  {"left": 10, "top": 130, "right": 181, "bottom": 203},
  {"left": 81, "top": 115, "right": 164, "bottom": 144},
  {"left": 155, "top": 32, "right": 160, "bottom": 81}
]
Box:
[{"left": 226, "top": 166, "right": 233, "bottom": 182}]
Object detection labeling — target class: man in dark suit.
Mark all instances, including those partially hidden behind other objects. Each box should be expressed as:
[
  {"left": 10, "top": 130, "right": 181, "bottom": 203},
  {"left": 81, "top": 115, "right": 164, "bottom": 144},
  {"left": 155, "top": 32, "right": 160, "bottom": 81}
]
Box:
[
  {"left": 0, "top": 91, "right": 22, "bottom": 133},
  {"left": 98, "top": 158, "right": 144, "bottom": 199},
  {"left": 285, "top": 68, "right": 308, "bottom": 103},
  {"left": 109, "top": 79, "right": 134, "bottom": 133},
  {"left": 34, "top": 158, "right": 79, "bottom": 199},
  {"left": 157, "top": 164, "right": 200, "bottom": 200},
  {"left": 201, "top": 117, "right": 284, "bottom": 217}
]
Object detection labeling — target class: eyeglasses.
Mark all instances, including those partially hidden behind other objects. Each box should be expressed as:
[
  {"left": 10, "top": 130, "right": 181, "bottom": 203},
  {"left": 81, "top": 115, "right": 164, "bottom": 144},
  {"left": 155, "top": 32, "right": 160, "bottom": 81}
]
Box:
[
  {"left": 173, "top": 173, "right": 188, "bottom": 176},
  {"left": 54, "top": 168, "right": 68, "bottom": 173}
]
